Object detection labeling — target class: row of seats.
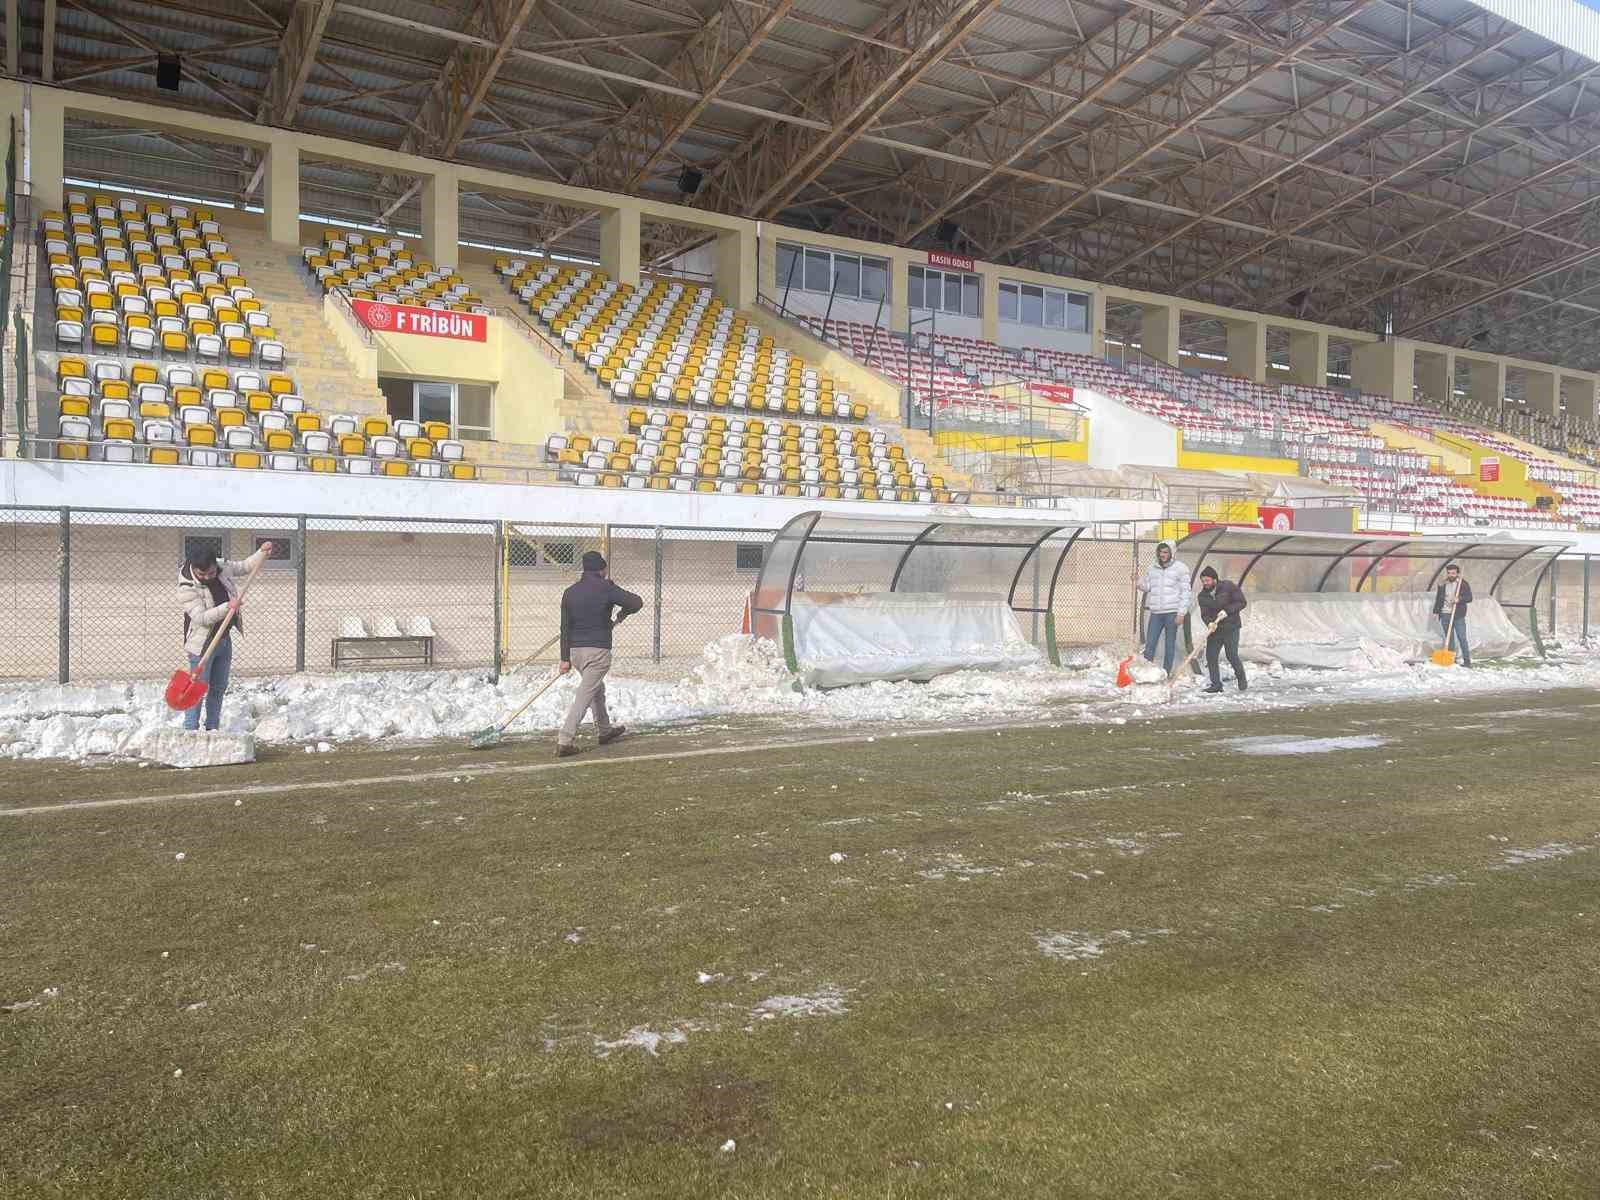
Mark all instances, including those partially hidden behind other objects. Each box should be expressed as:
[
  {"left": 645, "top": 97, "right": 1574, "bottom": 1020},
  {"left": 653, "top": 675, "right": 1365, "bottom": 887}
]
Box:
[
  {"left": 303, "top": 229, "right": 485, "bottom": 311},
  {"left": 45, "top": 191, "right": 285, "bottom": 367}
]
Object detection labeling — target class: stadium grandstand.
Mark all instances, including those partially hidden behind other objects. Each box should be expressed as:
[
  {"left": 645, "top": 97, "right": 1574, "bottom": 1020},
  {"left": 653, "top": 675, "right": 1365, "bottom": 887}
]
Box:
[{"left": 2, "top": 0, "right": 1600, "bottom": 533}]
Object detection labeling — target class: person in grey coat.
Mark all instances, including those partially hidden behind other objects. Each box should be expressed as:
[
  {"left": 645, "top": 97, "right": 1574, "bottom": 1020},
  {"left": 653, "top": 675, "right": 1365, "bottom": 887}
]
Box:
[{"left": 556, "top": 550, "right": 643, "bottom": 757}]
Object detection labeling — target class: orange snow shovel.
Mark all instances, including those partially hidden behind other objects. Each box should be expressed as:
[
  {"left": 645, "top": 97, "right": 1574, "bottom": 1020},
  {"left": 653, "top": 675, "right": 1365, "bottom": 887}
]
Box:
[
  {"left": 163, "top": 555, "right": 266, "bottom": 711},
  {"left": 1431, "top": 598, "right": 1460, "bottom": 668}
]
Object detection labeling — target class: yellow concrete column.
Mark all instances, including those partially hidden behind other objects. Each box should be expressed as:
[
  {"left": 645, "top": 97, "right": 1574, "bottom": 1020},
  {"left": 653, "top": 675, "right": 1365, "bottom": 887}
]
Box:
[
  {"left": 1090, "top": 290, "right": 1108, "bottom": 359},
  {"left": 1467, "top": 357, "right": 1504, "bottom": 409},
  {"left": 420, "top": 169, "right": 459, "bottom": 264},
  {"left": 598, "top": 206, "right": 640, "bottom": 288},
  {"left": 1351, "top": 339, "right": 1414, "bottom": 401},
  {"left": 1140, "top": 303, "right": 1179, "bottom": 365},
  {"left": 713, "top": 225, "right": 756, "bottom": 309},
  {"left": 25, "top": 85, "right": 65, "bottom": 213},
  {"left": 1562, "top": 373, "right": 1597, "bottom": 424},
  {"left": 1225, "top": 318, "right": 1266, "bottom": 382},
  {"left": 980, "top": 269, "right": 999, "bottom": 343},
  {"left": 1415, "top": 348, "right": 1454, "bottom": 406},
  {"left": 756, "top": 227, "right": 777, "bottom": 301},
  {"left": 888, "top": 251, "right": 908, "bottom": 334},
  {"left": 1525, "top": 367, "right": 1558, "bottom": 418},
  {"left": 1288, "top": 328, "right": 1327, "bottom": 388},
  {"left": 265, "top": 141, "right": 299, "bottom": 247}
]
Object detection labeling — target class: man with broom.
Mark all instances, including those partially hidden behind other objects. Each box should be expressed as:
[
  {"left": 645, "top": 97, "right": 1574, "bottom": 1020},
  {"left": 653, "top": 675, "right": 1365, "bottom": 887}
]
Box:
[
  {"left": 556, "top": 551, "right": 643, "bottom": 758},
  {"left": 1432, "top": 561, "right": 1472, "bottom": 668}
]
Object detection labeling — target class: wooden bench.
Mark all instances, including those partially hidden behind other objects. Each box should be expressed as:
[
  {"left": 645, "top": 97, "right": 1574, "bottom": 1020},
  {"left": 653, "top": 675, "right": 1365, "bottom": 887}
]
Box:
[{"left": 331, "top": 635, "right": 435, "bottom": 670}]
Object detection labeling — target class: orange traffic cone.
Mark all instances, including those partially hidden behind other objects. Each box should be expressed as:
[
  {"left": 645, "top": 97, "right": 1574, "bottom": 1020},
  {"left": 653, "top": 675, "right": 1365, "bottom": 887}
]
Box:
[
  {"left": 1115, "top": 656, "right": 1134, "bottom": 688},
  {"left": 741, "top": 593, "right": 752, "bottom": 635}
]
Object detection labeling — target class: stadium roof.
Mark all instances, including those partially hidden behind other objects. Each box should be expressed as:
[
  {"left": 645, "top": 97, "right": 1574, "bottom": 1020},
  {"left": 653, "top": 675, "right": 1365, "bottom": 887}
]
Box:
[{"left": 30, "top": 0, "right": 1600, "bottom": 370}]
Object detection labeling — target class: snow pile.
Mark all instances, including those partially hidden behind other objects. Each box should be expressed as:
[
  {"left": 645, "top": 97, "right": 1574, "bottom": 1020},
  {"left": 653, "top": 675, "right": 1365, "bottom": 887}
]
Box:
[
  {"left": 137, "top": 729, "right": 256, "bottom": 768},
  {"left": 1125, "top": 658, "right": 1167, "bottom": 685}
]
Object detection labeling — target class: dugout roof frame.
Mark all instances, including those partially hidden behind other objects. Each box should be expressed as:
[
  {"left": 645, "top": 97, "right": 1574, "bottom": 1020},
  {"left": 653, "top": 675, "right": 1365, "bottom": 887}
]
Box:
[
  {"left": 750, "top": 511, "right": 1114, "bottom": 664},
  {"left": 1173, "top": 527, "right": 1572, "bottom": 652}
]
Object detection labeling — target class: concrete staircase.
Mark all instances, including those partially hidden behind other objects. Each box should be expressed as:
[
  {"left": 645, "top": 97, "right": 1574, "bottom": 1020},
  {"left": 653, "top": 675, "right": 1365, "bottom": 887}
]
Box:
[
  {"left": 458, "top": 261, "right": 628, "bottom": 442},
  {"left": 225, "top": 227, "right": 388, "bottom": 418}
]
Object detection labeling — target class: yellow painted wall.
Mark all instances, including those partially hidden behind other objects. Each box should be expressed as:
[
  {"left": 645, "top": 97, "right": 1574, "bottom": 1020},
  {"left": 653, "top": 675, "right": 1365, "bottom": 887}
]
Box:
[
  {"left": 1176, "top": 443, "right": 1300, "bottom": 475},
  {"left": 933, "top": 428, "right": 1090, "bottom": 461},
  {"left": 369, "top": 316, "right": 563, "bottom": 446},
  {"left": 1429, "top": 432, "right": 1557, "bottom": 506},
  {"left": 1369, "top": 421, "right": 1468, "bottom": 473}
]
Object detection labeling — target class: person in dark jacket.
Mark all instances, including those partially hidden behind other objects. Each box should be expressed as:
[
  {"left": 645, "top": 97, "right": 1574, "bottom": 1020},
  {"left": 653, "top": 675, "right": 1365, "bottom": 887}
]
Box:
[
  {"left": 1196, "top": 566, "right": 1248, "bottom": 694},
  {"left": 556, "top": 550, "right": 644, "bottom": 756},
  {"left": 1432, "top": 561, "right": 1473, "bottom": 667}
]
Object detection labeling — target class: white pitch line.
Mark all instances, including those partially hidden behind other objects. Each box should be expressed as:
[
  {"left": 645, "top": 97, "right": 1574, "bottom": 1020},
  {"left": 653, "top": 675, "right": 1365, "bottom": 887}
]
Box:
[{"left": 0, "top": 718, "right": 1063, "bottom": 819}]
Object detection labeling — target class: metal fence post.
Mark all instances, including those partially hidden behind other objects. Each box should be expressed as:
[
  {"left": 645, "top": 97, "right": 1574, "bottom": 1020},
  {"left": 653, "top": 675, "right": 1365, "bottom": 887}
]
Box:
[
  {"left": 57, "top": 507, "right": 70, "bottom": 684},
  {"left": 492, "top": 521, "right": 505, "bottom": 682},
  {"left": 295, "top": 515, "right": 307, "bottom": 672},
  {"left": 653, "top": 525, "right": 664, "bottom": 663},
  {"left": 1584, "top": 555, "right": 1592, "bottom": 644},
  {"left": 1550, "top": 557, "right": 1559, "bottom": 639}
]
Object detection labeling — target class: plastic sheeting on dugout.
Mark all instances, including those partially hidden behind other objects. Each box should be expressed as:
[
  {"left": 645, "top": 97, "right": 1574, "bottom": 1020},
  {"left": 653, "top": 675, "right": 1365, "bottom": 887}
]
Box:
[
  {"left": 1172, "top": 528, "right": 1571, "bottom": 661},
  {"left": 749, "top": 512, "right": 1099, "bottom": 686}
]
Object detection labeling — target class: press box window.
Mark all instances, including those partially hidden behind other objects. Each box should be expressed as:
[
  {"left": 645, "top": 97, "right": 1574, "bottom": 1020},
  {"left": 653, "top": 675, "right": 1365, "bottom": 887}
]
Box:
[
  {"left": 1000, "top": 280, "right": 1091, "bottom": 332},
  {"left": 909, "top": 266, "right": 981, "bottom": 317},
  {"left": 777, "top": 241, "right": 889, "bottom": 301},
  {"left": 735, "top": 543, "right": 764, "bottom": 571}
]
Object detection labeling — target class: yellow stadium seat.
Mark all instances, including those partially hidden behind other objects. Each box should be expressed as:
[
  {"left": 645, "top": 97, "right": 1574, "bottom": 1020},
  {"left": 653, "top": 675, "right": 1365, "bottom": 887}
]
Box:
[
  {"left": 309, "top": 456, "right": 337, "bottom": 473},
  {"left": 449, "top": 463, "right": 477, "bottom": 481},
  {"left": 149, "top": 447, "right": 181, "bottom": 466},
  {"left": 231, "top": 450, "right": 262, "bottom": 469},
  {"left": 380, "top": 460, "right": 409, "bottom": 477}
]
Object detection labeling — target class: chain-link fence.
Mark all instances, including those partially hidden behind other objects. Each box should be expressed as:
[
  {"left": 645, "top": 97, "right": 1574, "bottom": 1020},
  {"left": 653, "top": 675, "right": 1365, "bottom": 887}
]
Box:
[
  {"left": 1547, "top": 556, "right": 1597, "bottom": 645},
  {"left": 0, "top": 507, "right": 851, "bottom": 684}
]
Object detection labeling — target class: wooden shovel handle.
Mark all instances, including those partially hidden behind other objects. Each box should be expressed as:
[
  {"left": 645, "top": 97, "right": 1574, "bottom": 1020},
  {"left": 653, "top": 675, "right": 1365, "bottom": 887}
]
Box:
[{"left": 192, "top": 552, "right": 268, "bottom": 677}]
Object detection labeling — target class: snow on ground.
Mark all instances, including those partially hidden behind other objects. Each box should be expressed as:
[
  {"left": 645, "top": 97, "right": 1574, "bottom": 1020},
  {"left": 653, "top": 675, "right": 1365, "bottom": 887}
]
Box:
[{"left": 2, "top": 634, "right": 1599, "bottom": 763}]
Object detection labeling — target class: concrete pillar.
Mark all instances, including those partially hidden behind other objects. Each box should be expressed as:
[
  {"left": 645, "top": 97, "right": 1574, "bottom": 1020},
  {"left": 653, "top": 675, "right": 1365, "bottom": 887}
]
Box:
[
  {"left": 26, "top": 85, "right": 64, "bottom": 213},
  {"left": 1468, "top": 357, "right": 1505, "bottom": 410},
  {"left": 420, "top": 169, "right": 459, "bottom": 264},
  {"left": 713, "top": 225, "right": 755, "bottom": 309},
  {"left": 1416, "top": 349, "right": 1454, "bottom": 407},
  {"left": 1351, "top": 339, "right": 1414, "bottom": 401},
  {"left": 1288, "top": 328, "right": 1327, "bottom": 388},
  {"left": 980, "top": 270, "right": 999, "bottom": 343},
  {"left": 598, "top": 206, "right": 640, "bottom": 288},
  {"left": 1140, "top": 302, "right": 1179, "bottom": 366},
  {"left": 1525, "top": 368, "right": 1558, "bottom": 419},
  {"left": 1225, "top": 318, "right": 1266, "bottom": 382},
  {"left": 1562, "top": 373, "right": 1597, "bottom": 424},
  {"left": 1091, "top": 290, "right": 1108, "bottom": 359},
  {"left": 265, "top": 141, "right": 299, "bottom": 247},
  {"left": 888, "top": 252, "right": 908, "bottom": 335}
]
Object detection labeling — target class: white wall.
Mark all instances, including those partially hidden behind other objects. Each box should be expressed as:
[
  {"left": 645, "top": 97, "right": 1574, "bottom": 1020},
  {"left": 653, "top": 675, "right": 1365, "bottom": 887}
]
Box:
[
  {"left": 910, "top": 310, "right": 982, "bottom": 341},
  {"left": 998, "top": 323, "right": 1093, "bottom": 356},
  {"left": 1, "top": 461, "right": 1163, "bottom": 528},
  {"left": 1074, "top": 389, "right": 1179, "bottom": 471}
]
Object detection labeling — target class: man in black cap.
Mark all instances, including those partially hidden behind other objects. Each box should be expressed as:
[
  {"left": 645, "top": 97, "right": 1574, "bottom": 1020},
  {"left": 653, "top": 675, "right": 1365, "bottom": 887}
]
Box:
[
  {"left": 1196, "top": 566, "right": 1248, "bottom": 695},
  {"left": 556, "top": 550, "right": 644, "bottom": 757}
]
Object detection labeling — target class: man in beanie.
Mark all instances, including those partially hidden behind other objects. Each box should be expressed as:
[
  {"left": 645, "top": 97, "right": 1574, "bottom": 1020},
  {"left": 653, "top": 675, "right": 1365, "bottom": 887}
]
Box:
[
  {"left": 557, "top": 550, "right": 644, "bottom": 757},
  {"left": 1195, "top": 566, "right": 1248, "bottom": 694}
]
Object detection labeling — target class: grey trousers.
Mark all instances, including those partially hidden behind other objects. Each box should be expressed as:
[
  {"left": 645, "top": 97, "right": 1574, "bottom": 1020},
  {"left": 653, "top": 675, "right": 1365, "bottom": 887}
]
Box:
[{"left": 559, "top": 646, "right": 613, "bottom": 745}]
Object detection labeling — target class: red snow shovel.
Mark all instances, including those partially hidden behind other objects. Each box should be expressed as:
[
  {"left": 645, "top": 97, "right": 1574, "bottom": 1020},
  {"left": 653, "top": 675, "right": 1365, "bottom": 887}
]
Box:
[{"left": 163, "top": 555, "right": 266, "bottom": 711}]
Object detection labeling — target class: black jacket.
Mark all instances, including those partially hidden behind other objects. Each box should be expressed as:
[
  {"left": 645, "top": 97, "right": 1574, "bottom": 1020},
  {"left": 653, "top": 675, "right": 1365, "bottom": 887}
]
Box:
[
  {"left": 1432, "top": 578, "right": 1473, "bottom": 616},
  {"left": 560, "top": 571, "right": 643, "bottom": 660},
  {"left": 1197, "top": 579, "right": 1247, "bottom": 631}
]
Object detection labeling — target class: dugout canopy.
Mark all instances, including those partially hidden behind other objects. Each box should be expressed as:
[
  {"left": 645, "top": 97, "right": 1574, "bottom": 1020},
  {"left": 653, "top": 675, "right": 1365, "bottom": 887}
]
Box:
[
  {"left": 1173, "top": 528, "right": 1570, "bottom": 658},
  {"left": 751, "top": 512, "right": 1096, "bottom": 685}
]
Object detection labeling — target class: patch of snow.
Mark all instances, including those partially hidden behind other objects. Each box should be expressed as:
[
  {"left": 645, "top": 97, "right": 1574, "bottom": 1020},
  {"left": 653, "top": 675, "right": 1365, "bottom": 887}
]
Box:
[
  {"left": 1034, "top": 928, "right": 1172, "bottom": 962},
  {"left": 1223, "top": 734, "right": 1389, "bottom": 756},
  {"left": 751, "top": 985, "right": 850, "bottom": 1019},
  {"left": 1494, "top": 843, "right": 1589, "bottom": 869},
  {"left": 593, "top": 1026, "right": 691, "bottom": 1059}
]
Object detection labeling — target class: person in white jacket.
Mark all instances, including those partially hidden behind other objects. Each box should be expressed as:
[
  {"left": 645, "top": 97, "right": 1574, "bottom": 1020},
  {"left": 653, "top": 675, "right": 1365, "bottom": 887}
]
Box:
[
  {"left": 176, "top": 541, "right": 271, "bottom": 731},
  {"left": 1134, "top": 540, "right": 1191, "bottom": 673}
]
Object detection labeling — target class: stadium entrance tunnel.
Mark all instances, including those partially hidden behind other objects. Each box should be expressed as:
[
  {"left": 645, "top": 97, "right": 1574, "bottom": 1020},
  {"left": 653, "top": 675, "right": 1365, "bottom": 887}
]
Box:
[
  {"left": 749, "top": 511, "right": 1120, "bottom": 686},
  {"left": 1173, "top": 528, "right": 1571, "bottom": 663}
]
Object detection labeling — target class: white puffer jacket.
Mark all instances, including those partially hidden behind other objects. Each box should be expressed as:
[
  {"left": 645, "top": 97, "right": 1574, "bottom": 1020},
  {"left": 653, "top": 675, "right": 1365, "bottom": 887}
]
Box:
[
  {"left": 177, "top": 546, "right": 269, "bottom": 656},
  {"left": 1138, "top": 544, "right": 1192, "bottom": 615}
]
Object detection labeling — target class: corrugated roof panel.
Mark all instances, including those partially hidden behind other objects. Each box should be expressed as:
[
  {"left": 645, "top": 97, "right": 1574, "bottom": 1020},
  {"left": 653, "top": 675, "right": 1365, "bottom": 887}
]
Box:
[{"left": 1464, "top": 0, "right": 1600, "bottom": 62}]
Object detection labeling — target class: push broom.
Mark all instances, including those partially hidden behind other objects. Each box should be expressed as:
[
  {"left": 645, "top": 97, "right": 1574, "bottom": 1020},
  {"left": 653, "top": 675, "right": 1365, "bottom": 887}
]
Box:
[
  {"left": 163, "top": 554, "right": 267, "bottom": 712},
  {"left": 469, "top": 614, "right": 626, "bottom": 748}
]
